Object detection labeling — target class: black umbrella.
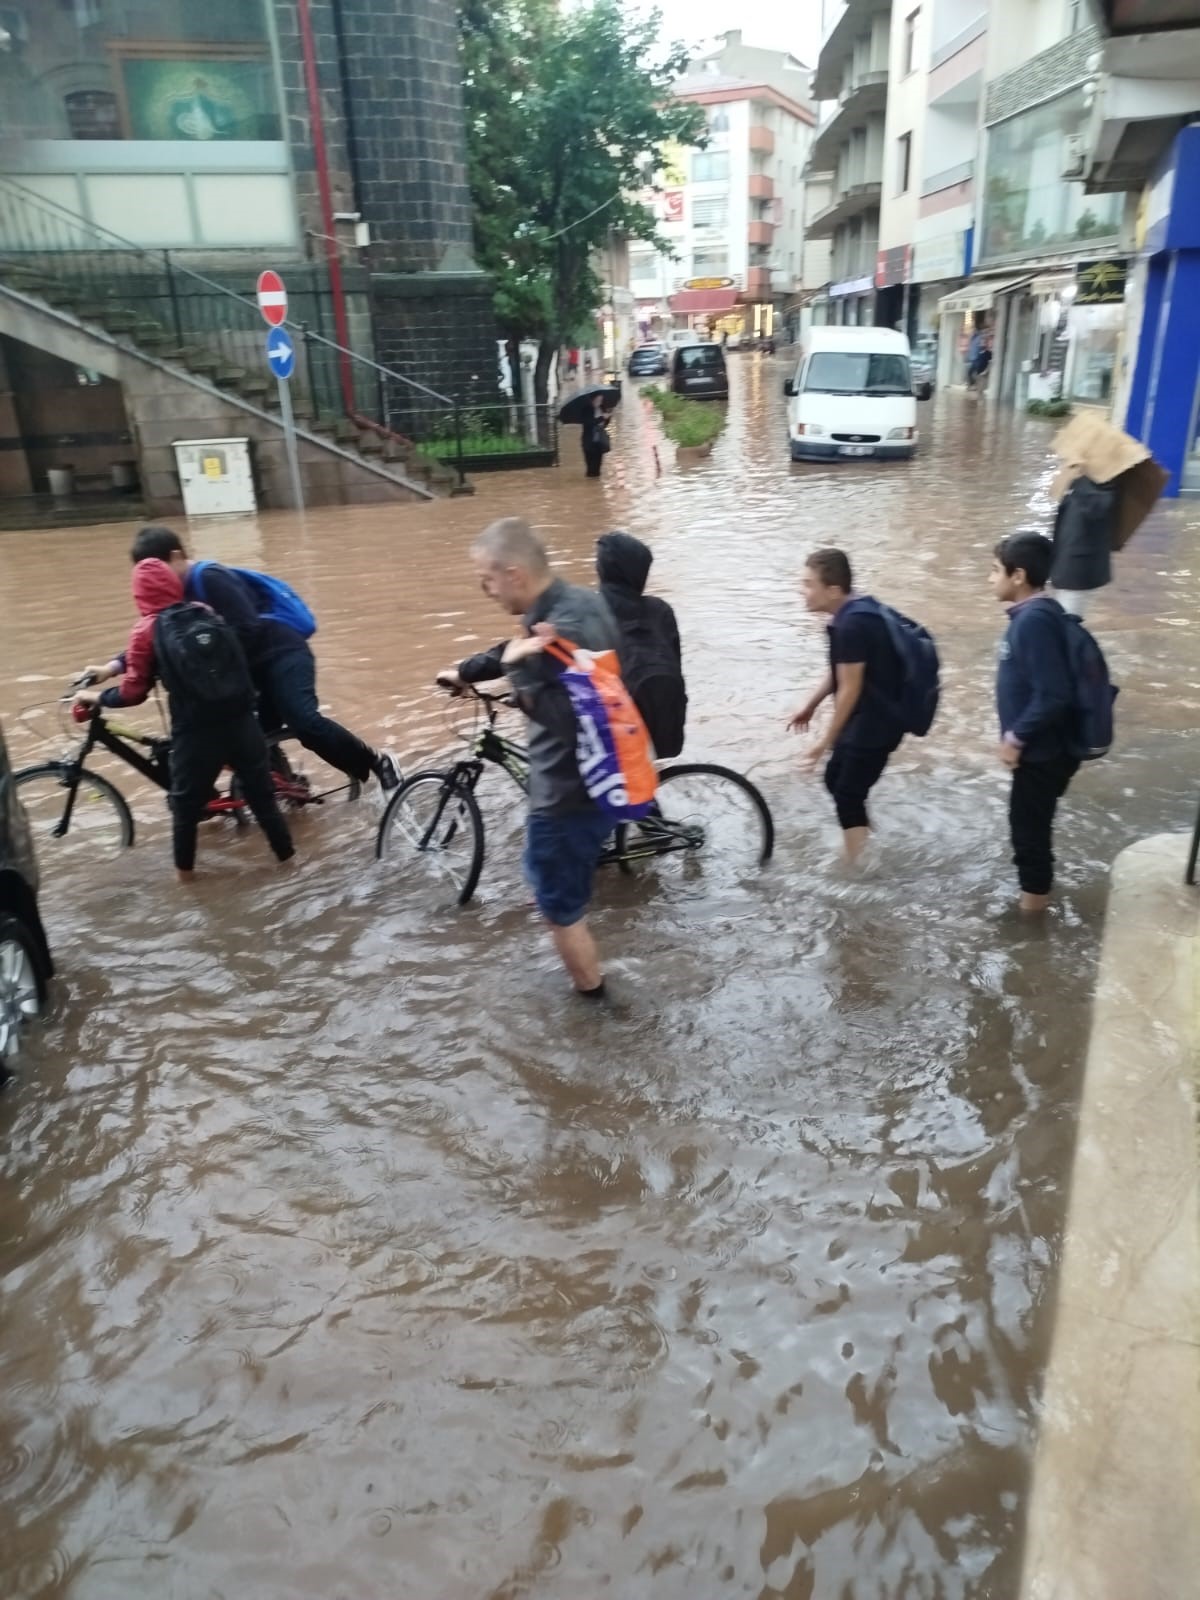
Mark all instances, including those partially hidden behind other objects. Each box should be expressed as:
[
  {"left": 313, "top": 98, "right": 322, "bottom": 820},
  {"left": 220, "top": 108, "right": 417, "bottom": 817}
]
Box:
[{"left": 558, "top": 384, "right": 621, "bottom": 426}]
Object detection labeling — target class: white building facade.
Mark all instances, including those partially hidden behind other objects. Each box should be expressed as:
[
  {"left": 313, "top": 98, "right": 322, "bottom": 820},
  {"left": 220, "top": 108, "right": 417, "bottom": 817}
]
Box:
[{"left": 630, "top": 77, "right": 815, "bottom": 340}]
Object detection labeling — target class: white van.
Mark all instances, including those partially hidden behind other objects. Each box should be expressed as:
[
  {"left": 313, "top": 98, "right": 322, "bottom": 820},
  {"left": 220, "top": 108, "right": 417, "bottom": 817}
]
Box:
[{"left": 783, "top": 326, "right": 931, "bottom": 462}]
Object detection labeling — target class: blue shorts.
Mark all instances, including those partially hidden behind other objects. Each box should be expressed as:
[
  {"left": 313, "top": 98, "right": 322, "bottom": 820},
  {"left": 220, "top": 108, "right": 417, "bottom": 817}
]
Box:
[{"left": 524, "top": 808, "right": 613, "bottom": 926}]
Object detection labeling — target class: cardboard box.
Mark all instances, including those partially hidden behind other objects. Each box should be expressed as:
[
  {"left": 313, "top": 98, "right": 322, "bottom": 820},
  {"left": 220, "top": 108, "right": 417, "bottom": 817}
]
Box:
[{"left": 1051, "top": 413, "right": 1170, "bottom": 552}]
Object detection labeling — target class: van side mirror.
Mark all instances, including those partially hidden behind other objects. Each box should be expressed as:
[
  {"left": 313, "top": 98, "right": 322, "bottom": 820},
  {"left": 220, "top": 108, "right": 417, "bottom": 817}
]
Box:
[
  {"left": 783, "top": 378, "right": 795, "bottom": 398},
  {"left": 915, "top": 381, "right": 933, "bottom": 402}
]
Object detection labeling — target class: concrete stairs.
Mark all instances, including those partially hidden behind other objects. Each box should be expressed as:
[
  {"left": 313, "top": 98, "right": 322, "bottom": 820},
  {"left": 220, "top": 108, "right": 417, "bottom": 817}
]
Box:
[{"left": 0, "top": 264, "right": 465, "bottom": 512}]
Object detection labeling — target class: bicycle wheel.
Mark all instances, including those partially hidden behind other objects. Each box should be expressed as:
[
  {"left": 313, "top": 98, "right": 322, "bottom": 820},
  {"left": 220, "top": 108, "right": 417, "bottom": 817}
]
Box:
[
  {"left": 13, "top": 764, "right": 135, "bottom": 887},
  {"left": 376, "top": 769, "right": 485, "bottom": 907},
  {"left": 614, "top": 762, "right": 774, "bottom": 886}
]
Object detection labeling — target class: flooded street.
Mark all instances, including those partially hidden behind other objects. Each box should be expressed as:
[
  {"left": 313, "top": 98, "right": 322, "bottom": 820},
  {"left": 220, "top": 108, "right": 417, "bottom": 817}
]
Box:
[{"left": 1, "top": 365, "right": 1197, "bottom": 1599}]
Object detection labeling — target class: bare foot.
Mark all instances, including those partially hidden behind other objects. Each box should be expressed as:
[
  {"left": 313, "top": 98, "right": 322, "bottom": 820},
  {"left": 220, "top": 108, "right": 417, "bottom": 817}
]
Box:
[
  {"left": 843, "top": 826, "right": 870, "bottom": 865},
  {"left": 277, "top": 854, "right": 297, "bottom": 871},
  {"left": 177, "top": 868, "right": 197, "bottom": 885},
  {"left": 1019, "top": 891, "right": 1051, "bottom": 914}
]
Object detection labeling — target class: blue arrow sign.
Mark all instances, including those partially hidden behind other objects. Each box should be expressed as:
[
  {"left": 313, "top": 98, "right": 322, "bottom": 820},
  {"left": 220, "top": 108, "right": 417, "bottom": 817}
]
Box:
[{"left": 265, "top": 326, "right": 295, "bottom": 381}]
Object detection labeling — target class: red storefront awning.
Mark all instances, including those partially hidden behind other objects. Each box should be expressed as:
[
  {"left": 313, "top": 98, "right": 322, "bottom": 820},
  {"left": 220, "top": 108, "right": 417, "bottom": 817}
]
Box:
[{"left": 668, "top": 289, "right": 739, "bottom": 314}]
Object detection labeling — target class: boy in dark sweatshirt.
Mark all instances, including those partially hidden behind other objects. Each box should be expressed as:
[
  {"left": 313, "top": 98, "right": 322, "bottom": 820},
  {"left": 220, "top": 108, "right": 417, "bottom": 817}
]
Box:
[
  {"left": 990, "top": 532, "right": 1079, "bottom": 912},
  {"left": 74, "top": 559, "right": 294, "bottom": 883}
]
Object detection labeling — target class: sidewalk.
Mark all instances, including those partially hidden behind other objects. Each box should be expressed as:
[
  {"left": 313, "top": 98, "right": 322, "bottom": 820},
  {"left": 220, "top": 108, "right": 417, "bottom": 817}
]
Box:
[{"left": 1020, "top": 834, "right": 1200, "bottom": 1600}]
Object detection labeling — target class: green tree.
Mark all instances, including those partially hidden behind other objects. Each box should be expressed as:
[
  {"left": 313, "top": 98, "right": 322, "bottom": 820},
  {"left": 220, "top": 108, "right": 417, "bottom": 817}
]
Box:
[{"left": 459, "top": 0, "right": 706, "bottom": 401}]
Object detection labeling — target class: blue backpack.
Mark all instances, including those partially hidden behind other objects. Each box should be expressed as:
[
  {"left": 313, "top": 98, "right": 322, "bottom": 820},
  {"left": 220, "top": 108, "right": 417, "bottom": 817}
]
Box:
[
  {"left": 845, "top": 596, "right": 941, "bottom": 738},
  {"left": 191, "top": 560, "right": 317, "bottom": 639},
  {"left": 1059, "top": 610, "right": 1117, "bottom": 760}
]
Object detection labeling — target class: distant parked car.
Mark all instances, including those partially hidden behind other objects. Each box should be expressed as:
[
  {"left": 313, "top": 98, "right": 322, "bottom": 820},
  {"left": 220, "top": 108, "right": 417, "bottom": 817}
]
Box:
[
  {"left": 628, "top": 342, "right": 669, "bottom": 377},
  {"left": 0, "top": 720, "right": 53, "bottom": 1073},
  {"left": 670, "top": 340, "right": 729, "bottom": 401}
]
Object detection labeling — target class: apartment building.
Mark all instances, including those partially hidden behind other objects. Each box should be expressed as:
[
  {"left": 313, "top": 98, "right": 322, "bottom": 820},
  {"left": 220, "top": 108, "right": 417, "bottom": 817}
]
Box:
[
  {"left": 630, "top": 52, "right": 815, "bottom": 340},
  {"left": 935, "top": 0, "right": 1128, "bottom": 407},
  {"left": 1083, "top": 0, "right": 1200, "bottom": 495},
  {"left": 806, "top": 0, "right": 893, "bottom": 327}
]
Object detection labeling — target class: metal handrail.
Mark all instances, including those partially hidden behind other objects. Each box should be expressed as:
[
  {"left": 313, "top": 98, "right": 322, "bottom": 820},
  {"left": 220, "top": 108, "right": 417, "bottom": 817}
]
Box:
[{"left": 0, "top": 175, "right": 467, "bottom": 487}]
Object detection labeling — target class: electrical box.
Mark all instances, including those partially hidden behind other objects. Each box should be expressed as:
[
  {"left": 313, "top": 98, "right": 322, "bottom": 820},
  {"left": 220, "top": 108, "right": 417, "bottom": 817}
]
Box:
[{"left": 173, "top": 437, "right": 256, "bottom": 516}]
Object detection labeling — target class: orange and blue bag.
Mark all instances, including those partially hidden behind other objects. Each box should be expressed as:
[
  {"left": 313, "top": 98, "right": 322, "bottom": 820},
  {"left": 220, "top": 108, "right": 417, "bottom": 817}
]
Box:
[{"left": 542, "top": 635, "right": 658, "bottom": 821}]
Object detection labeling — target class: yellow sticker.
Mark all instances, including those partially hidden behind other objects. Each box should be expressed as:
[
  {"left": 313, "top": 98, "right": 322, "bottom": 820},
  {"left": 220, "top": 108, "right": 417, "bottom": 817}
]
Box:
[{"left": 202, "top": 455, "right": 223, "bottom": 480}]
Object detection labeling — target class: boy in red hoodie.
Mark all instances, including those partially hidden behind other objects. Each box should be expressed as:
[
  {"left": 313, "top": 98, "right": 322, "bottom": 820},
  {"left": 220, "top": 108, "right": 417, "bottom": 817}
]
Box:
[{"left": 75, "top": 559, "right": 295, "bottom": 883}]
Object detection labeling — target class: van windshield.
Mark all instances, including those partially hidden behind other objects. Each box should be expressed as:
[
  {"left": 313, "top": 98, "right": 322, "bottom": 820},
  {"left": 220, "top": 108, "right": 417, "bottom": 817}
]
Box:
[{"left": 804, "top": 351, "right": 912, "bottom": 395}]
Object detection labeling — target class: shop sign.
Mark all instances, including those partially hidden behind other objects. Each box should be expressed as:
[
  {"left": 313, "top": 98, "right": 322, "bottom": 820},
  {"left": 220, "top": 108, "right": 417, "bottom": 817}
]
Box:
[
  {"left": 662, "top": 189, "right": 684, "bottom": 223},
  {"left": 683, "top": 276, "right": 734, "bottom": 291},
  {"left": 829, "top": 274, "right": 874, "bottom": 298},
  {"left": 1076, "top": 259, "right": 1127, "bottom": 305},
  {"left": 874, "top": 245, "right": 912, "bottom": 289},
  {"left": 912, "top": 232, "right": 967, "bottom": 283}
]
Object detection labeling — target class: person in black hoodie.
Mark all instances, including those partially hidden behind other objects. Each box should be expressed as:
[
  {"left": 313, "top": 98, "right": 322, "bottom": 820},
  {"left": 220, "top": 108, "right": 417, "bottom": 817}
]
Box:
[
  {"left": 990, "top": 532, "right": 1079, "bottom": 912},
  {"left": 452, "top": 530, "right": 688, "bottom": 760},
  {"left": 595, "top": 531, "right": 687, "bottom": 758}
]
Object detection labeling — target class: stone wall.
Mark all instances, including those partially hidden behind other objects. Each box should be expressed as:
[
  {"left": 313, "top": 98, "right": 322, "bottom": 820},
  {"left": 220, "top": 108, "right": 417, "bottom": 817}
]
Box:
[{"left": 985, "top": 24, "right": 1101, "bottom": 125}]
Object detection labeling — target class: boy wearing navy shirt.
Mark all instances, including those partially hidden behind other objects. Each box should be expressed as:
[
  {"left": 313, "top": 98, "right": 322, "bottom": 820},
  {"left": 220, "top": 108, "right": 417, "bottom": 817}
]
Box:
[
  {"left": 790, "top": 548, "right": 904, "bottom": 862},
  {"left": 990, "top": 532, "right": 1080, "bottom": 912}
]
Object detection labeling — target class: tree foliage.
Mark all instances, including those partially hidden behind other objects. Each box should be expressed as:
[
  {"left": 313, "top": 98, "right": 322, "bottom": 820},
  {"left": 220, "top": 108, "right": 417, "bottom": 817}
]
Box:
[{"left": 458, "top": 0, "right": 706, "bottom": 394}]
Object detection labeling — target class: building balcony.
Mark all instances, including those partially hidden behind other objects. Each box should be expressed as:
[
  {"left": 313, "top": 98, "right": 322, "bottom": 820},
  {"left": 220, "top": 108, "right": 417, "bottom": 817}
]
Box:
[
  {"left": 811, "top": 72, "right": 890, "bottom": 166},
  {"left": 749, "top": 124, "right": 775, "bottom": 155},
  {"left": 748, "top": 173, "right": 775, "bottom": 200},
  {"left": 745, "top": 267, "right": 772, "bottom": 297},
  {"left": 748, "top": 219, "right": 775, "bottom": 245},
  {"left": 812, "top": 0, "right": 893, "bottom": 99},
  {"left": 805, "top": 180, "right": 883, "bottom": 240},
  {"left": 1084, "top": 32, "right": 1200, "bottom": 191},
  {"left": 920, "top": 158, "right": 974, "bottom": 199}
]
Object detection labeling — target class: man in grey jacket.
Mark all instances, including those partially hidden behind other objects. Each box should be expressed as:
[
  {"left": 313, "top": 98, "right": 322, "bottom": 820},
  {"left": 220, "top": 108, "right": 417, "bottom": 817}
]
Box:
[{"left": 442, "top": 518, "right": 619, "bottom": 997}]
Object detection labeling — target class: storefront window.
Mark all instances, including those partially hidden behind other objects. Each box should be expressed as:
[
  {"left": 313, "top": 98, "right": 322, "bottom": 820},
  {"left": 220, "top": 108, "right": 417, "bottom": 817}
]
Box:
[
  {"left": 1, "top": 1, "right": 281, "bottom": 143},
  {"left": 980, "top": 91, "right": 1122, "bottom": 265},
  {"left": 1069, "top": 303, "right": 1123, "bottom": 404}
]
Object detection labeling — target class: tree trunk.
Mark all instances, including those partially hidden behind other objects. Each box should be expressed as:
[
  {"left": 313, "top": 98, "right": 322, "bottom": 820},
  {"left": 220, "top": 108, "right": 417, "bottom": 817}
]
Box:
[{"left": 533, "top": 340, "right": 555, "bottom": 406}]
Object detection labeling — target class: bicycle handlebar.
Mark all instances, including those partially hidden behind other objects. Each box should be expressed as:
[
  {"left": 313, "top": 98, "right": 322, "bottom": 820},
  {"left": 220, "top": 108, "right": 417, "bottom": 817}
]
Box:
[{"left": 435, "top": 677, "right": 516, "bottom": 711}]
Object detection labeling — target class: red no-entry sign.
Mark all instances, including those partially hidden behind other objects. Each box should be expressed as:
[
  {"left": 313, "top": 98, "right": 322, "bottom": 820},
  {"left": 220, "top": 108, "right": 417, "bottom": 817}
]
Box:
[{"left": 256, "top": 269, "right": 288, "bottom": 327}]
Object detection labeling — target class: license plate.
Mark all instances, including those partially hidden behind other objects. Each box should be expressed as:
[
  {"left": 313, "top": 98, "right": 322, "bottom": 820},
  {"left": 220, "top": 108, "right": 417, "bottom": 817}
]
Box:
[
  {"left": 686, "top": 377, "right": 710, "bottom": 387},
  {"left": 838, "top": 444, "right": 874, "bottom": 456}
]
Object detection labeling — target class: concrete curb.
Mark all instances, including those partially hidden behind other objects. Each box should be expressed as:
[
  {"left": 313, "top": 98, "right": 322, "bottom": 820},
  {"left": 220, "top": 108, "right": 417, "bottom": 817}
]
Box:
[{"left": 1020, "top": 833, "right": 1200, "bottom": 1600}]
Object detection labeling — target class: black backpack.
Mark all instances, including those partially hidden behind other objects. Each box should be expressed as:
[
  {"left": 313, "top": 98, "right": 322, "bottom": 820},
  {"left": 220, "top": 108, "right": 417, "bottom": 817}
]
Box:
[
  {"left": 615, "top": 605, "right": 688, "bottom": 758},
  {"left": 843, "top": 597, "right": 941, "bottom": 737},
  {"left": 154, "top": 603, "right": 254, "bottom": 712}
]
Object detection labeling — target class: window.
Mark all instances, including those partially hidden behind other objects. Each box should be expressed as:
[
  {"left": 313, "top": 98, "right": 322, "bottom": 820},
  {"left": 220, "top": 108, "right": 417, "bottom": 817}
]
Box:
[
  {"left": 630, "top": 252, "right": 658, "bottom": 283},
  {"left": 691, "top": 151, "right": 730, "bottom": 182},
  {"left": 980, "top": 90, "right": 1124, "bottom": 263},
  {"left": 692, "top": 195, "right": 728, "bottom": 229},
  {"left": 804, "top": 352, "right": 913, "bottom": 395},
  {"left": 678, "top": 344, "right": 725, "bottom": 371},
  {"left": 708, "top": 106, "right": 730, "bottom": 132},
  {"left": 903, "top": 9, "right": 919, "bottom": 76},
  {"left": 896, "top": 132, "right": 912, "bottom": 194},
  {"left": 6, "top": 0, "right": 282, "bottom": 142},
  {"left": 691, "top": 247, "right": 729, "bottom": 276}
]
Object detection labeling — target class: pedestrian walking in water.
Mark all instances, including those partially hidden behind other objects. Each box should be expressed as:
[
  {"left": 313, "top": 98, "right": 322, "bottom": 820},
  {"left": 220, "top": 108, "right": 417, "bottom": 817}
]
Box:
[
  {"left": 581, "top": 393, "right": 611, "bottom": 479},
  {"left": 790, "top": 549, "right": 914, "bottom": 863},
  {"left": 442, "top": 519, "right": 622, "bottom": 997},
  {"left": 990, "top": 532, "right": 1081, "bottom": 913}
]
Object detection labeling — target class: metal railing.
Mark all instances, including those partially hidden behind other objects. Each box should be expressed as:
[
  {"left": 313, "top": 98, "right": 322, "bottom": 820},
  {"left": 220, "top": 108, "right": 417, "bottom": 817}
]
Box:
[{"left": 0, "top": 176, "right": 469, "bottom": 489}]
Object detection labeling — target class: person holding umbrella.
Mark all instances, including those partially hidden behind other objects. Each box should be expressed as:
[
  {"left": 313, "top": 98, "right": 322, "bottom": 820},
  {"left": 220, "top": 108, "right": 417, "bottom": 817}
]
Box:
[{"left": 559, "top": 383, "right": 620, "bottom": 479}]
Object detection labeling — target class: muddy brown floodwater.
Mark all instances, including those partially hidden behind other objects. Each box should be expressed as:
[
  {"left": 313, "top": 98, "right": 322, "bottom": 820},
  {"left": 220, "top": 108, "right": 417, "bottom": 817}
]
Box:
[{"left": 1, "top": 372, "right": 1198, "bottom": 1600}]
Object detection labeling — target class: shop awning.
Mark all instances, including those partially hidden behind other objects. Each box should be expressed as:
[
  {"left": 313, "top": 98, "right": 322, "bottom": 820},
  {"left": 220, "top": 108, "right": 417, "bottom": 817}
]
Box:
[
  {"left": 668, "top": 288, "right": 739, "bottom": 314},
  {"left": 936, "top": 274, "right": 1036, "bottom": 315}
]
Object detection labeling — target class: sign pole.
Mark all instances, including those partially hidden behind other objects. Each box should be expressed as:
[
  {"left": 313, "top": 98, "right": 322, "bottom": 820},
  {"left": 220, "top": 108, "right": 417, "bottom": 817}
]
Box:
[{"left": 276, "top": 373, "right": 305, "bottom": 514}]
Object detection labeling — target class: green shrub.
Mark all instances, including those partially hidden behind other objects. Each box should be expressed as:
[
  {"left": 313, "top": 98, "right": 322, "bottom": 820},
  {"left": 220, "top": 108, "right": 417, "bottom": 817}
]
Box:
[
  {"left": 644, "top": 385, "right": 725, "bottom": 448},
  {"left": 1026, "top": 397, "right": 1072, "bottom": 419}
]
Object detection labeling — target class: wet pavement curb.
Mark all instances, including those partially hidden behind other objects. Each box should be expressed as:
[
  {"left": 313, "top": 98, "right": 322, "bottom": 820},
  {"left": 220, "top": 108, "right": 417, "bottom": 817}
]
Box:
[{"left": 1020, "top": 834, "right": 1200, "bottom": 1600}]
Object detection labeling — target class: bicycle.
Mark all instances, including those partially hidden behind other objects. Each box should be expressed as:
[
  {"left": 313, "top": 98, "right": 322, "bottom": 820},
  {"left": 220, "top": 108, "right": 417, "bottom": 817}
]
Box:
[
  {"left": 375, "top": 683, "right": 774, "bottom": 906},
  {"left": 13, "top": 678, "right": 361, "bottom": 882}
]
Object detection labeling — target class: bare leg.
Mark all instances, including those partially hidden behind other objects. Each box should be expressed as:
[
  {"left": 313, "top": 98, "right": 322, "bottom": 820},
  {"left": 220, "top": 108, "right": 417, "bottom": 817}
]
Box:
[
  {"left": 549, "top": 918, "right": 602, "bottom": 992},
  {"left": 843, "top": 825, "right": 870, "bottom": 864},
  {"left": 1020, "top": 891, "right": 1052, "bottom": 914}
]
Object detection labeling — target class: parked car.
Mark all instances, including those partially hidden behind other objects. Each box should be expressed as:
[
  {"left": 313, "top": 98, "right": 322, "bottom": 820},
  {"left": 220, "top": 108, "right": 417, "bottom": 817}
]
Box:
[
  {"left": 783, "top": 326, "right": 931, "bottom": 461},
  {"left": 628, "top": 342, "right": 669, "bottom": 377},
  {"left": 0, "top": 720, "right": 53, "bottom": 1072},
  {"left": 670, "top": 340, "right": 729, "bottom": 401}
]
